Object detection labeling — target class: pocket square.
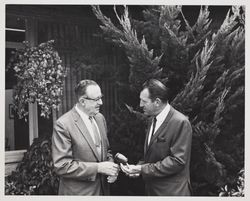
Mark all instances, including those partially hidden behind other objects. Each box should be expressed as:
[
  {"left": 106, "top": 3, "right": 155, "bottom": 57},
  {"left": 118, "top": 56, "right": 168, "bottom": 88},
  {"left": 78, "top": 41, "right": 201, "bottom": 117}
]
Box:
[{"left": 157, "top": 136, "right": 167, "bottom": 142}]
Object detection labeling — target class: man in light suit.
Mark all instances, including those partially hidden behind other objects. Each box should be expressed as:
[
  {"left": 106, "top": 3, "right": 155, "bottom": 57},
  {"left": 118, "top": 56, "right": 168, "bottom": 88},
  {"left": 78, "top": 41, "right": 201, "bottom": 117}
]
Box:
[
  {"left": 52, "top": 79, "right": 119, "bottom": 195},
  {"left": 121, "top": 79, "right": 192, "bottom": 196}
]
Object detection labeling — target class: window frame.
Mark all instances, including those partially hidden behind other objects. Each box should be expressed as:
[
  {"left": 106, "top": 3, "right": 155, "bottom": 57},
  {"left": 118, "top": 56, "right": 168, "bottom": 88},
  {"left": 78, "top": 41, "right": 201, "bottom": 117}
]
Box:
[{"left": 5, "top": 15, "right": 39, "bottom": 175}]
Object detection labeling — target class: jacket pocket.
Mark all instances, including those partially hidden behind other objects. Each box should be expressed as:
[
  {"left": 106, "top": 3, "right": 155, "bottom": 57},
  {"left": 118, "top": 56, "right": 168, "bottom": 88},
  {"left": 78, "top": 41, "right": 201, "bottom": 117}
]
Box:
[{"left": 156, "top": 136, "right": 167, "bottom": 142}]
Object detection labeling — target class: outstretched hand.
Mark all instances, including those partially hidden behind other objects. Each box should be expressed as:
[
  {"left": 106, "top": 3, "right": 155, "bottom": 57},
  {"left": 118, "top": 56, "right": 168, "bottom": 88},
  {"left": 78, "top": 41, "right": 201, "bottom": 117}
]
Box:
[{"left": 120, "top": 163, "right": 141, "bottom": 178}]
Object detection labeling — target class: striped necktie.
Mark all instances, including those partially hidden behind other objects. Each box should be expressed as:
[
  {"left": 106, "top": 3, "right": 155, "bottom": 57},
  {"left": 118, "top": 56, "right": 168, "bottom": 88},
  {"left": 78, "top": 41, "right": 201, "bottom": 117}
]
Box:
[{"left": 89, "top": 116, "right": 102, "bottom": 157}]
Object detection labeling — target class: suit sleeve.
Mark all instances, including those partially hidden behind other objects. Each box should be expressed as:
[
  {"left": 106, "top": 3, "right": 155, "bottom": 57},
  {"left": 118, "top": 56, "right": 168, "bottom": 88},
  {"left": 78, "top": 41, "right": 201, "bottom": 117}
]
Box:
[
  {"left": 51, "top": 120, "right": 98, "bottom": 181},
  {"left": 141, "top": 119, "right": 192, "bottom": 179}
]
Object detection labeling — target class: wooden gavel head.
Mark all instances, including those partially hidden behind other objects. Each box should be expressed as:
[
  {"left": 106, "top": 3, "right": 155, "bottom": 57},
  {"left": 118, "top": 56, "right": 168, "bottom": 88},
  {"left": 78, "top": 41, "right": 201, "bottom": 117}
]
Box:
[{"left": 114, "top": 153, "right": 128, "bottom": 165}]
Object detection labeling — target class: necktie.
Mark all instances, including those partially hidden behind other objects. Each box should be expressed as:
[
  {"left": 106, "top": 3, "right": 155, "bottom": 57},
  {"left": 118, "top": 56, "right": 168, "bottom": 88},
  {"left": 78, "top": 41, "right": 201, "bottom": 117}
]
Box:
[
  {"left": 89, "top": 117, "right": 102, "bottom": 157},
  {"left": 148, "top": 117, "right": 157, "bottom": 145}
]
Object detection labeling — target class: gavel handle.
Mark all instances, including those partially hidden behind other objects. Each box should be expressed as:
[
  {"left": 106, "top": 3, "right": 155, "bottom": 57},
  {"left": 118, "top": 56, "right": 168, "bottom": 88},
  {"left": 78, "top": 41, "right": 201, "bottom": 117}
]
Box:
[
  {"left": 119, "top": 162, "right": 129, "bottom": 168},
  {"left": 125, "top": 163, "right": 129, "bottom": 169}
]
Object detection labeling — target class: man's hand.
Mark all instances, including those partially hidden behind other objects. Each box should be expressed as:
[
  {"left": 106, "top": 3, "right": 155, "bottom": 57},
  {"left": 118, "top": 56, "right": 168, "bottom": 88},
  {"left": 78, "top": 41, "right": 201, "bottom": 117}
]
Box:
[
  {"left": 120, "top": 163, "right": 141, "bottom": 178},
  {"left": 97, "top": 161, "right": 119, "bottom": 176},
  {"left": 107, "top": 164, "right": 120, "bottom": 183},
  {"left": 107, "top": 175, "right": 118, "bottom": 183}
]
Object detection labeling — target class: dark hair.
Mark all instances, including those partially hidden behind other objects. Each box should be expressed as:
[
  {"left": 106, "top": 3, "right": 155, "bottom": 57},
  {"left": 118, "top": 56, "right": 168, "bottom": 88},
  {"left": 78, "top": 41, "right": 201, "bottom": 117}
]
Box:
[
  {"left": 74, "top": 80, "right": 98, "bottom": 100},
  {"left": 142, "top": 79, "right": 169, "bottom": 103}
]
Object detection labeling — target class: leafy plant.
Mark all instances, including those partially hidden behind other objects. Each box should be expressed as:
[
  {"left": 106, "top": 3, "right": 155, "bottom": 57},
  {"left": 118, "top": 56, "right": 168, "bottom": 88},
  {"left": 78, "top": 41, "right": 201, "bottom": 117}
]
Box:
[
  {"left": 219, "top": 169, "right": 244, "bottom": 196},
  {"left": 5, "top": 136, "right": 59, "bottom": 195},
  {"left": 7, "top": 40, "right": 67, "bottom": 119}
]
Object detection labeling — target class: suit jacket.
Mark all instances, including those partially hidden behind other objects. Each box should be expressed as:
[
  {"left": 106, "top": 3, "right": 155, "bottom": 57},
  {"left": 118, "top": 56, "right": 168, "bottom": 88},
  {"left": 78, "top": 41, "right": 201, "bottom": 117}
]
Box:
[
  {"left": 51, "top": 107, "right": 113, "bottom": 195},
  {"left": 140, "top": 106, "right": 192, "bottom": 196}
]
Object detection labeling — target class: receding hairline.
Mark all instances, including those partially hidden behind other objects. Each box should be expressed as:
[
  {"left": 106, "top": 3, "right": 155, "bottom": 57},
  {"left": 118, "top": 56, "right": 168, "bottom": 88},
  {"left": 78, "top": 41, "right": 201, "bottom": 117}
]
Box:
[
  {"left": 142, "top": 79, "right": 169, "bottom": 103},
  {"left": 75, "top": 80, "right": 99, "bottom": 99},
  {"left": 85, "top": 84, "right": 101, "bottom": 95}
]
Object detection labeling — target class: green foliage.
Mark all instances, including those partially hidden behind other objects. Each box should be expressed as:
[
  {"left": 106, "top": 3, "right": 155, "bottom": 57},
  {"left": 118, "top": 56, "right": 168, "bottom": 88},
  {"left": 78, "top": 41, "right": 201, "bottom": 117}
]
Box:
[
  {"left": 71, "top": 45, "right": 117, "bottom": 80},
  {"left": 171, "top": 39, "right": 215, "bottom": 115},
  {"left": 7, "top": 40, "right": 66, "bottom": 119},
  {"left": 109, "top": 105, "right": 148, "bottom": 163},
  {"left": 5, "top": 136, "right": 59, "bottom": 195},
  {"left": 219, "top": 169, "right": 244, "bottom": 196},
  {"left": 92, "top": 6, "right": 163, "bottom": 93},
  {"left": 93, "top": 5, "right": 245, "bottom": 196}
]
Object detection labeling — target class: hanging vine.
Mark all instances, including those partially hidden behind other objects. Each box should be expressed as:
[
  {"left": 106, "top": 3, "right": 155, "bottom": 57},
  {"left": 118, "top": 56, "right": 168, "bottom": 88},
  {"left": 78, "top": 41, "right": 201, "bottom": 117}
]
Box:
[{"left": 7, "top": 40, "right": 67, "bottom": 119}]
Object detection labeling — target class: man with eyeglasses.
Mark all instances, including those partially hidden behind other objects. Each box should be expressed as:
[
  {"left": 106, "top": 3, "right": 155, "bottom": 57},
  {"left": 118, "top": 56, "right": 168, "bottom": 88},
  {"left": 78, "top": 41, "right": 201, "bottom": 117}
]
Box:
[{"left": 52, "top": 79, "right": 119, "bottom": 195}]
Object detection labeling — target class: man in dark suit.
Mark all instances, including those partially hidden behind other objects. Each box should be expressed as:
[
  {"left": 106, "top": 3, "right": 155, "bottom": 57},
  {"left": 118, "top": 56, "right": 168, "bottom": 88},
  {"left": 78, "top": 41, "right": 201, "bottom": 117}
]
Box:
[
  {"left": 121, "top": 79, "right": 192, "bottom": 196},
  {"left": 52, "top": 79, "right": 119, "bottom": 195}
]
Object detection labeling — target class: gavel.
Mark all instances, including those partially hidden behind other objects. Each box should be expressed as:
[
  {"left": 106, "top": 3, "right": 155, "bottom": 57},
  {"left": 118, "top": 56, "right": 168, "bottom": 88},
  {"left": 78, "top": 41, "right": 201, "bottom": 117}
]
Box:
[{"left": 114, "top": 153, "right": 129, "bottom": 167}]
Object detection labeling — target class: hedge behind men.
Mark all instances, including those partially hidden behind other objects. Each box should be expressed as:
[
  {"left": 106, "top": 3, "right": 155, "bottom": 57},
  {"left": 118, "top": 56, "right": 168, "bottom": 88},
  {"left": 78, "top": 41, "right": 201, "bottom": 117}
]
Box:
[
  {"left": 52, "top": 80, "right": 118, "bottom": 195},
  {"left": 121, "top": 79, "right": 192, "bottom": 196}
]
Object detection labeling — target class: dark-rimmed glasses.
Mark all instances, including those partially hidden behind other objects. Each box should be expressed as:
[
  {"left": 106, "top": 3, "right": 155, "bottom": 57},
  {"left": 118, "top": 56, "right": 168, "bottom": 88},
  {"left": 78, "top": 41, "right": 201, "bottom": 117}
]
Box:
[{"left": 82, "top": 94, "right": 104, "bottom": 102}]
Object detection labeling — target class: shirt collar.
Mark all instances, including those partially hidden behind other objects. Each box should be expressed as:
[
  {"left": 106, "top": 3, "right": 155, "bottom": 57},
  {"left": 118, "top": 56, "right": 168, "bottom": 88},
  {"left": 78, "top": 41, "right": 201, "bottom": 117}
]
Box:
[
  {"left": 156, "top": 103, "right": 170, "bottom": 123},
  {"left": 75, "top": 104, "right": 89, "bottom": 120}
]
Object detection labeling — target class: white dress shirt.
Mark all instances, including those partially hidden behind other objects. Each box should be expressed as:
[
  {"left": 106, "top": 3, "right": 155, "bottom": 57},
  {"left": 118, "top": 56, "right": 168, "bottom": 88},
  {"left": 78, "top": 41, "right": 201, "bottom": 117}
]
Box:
[
  {"left": 148, "top": 103, "right": 170, "bottom": 145},
  {"left": 75, "top": 105, "right": 101, "bottom": 144}
]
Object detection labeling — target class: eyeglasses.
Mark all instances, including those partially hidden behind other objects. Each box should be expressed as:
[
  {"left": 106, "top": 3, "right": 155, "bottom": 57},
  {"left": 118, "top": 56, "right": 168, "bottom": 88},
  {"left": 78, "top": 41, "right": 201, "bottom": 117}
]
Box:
[{"left": 82, "top": 94, "right": 104, "bottom": 102}]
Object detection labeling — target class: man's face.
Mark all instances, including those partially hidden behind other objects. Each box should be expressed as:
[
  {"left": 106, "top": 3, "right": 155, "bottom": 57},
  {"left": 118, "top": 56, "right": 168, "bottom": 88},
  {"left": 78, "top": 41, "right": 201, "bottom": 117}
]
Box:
[
  {"left": 81, "top": 85, "right": 103, "bottom": 116},
  {"left": 139, "top": 88, "right": 156, "bottom": 116}
]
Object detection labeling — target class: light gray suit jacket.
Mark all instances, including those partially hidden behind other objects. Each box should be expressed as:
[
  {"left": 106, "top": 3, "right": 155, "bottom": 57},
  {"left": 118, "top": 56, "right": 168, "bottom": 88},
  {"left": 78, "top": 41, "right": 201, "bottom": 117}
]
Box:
[
  {"left": 140, "top": 106, "right": 192, "bottom": 196},
  {"left": 51, "top": 107, "right": 113, "bottom": 195}
]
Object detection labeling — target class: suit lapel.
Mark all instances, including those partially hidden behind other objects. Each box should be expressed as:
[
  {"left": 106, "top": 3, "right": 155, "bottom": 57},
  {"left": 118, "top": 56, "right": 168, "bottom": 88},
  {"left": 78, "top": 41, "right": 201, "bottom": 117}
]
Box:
[
  {"left": 71, "top": 108, "right": 101, "bottom": 161},
  {"left": 145, "top": 106, "right": 174, "bottom": 155}
]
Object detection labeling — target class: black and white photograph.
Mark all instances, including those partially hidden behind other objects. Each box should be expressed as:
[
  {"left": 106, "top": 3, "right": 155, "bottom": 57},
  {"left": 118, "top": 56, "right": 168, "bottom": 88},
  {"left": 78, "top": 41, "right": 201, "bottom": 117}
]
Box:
[{"left": 1, "top": 0, "right": 247, "bottom": 199}]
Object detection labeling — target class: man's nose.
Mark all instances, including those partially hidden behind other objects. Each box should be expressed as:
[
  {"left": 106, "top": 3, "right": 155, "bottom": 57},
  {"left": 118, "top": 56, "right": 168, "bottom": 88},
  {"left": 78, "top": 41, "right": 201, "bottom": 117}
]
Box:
[{"left": 98, "top": 99, "right": 103, "bottom": 105}]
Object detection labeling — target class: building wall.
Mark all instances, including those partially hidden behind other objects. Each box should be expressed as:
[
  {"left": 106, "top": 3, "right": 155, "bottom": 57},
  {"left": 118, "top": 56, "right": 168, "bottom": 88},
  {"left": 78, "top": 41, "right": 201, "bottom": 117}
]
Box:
[
  {"left": 36, "top": 7, "right": 120, "bottom": 123},
  {"left": 7, "top": 5, "right": 121, "bottom": 122},
  {"left": 5, "top": 5, "right": 121, "bottom": 175},
  {"left": 5, "top": 90, "right": 15, "bottom": 150}
]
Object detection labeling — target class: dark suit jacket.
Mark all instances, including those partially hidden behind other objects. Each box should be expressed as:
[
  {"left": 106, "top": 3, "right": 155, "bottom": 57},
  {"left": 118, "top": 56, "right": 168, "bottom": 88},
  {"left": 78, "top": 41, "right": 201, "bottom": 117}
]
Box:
[
  {"left": 51, "top": 107, "right": 113, "bottom": 195},
  {"left": 140, "top": 106, "right": 192, "bottom": 196}
]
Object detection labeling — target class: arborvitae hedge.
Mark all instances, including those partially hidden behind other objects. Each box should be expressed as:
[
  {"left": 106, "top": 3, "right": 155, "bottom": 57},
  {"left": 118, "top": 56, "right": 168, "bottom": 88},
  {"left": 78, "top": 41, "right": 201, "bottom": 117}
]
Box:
[{"left": 92, "top": 5, "right": 244, "bottom": 196}]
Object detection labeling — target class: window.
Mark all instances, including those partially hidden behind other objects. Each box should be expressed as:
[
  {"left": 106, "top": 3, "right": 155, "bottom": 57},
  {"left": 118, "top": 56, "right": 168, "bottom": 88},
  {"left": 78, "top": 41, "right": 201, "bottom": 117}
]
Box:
[{"left": 5, "top": 16, "right": 29, "bottom": 151}]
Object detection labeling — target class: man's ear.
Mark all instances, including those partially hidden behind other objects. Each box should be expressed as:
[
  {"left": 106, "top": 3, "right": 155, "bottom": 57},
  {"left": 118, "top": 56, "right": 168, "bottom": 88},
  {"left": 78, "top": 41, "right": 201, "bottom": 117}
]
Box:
[
  {"left": 155, "top": 98, "right": 162, "bottom": 106},
  {"left": 79, "top": 98, "right": 85, "bottom": 105}
]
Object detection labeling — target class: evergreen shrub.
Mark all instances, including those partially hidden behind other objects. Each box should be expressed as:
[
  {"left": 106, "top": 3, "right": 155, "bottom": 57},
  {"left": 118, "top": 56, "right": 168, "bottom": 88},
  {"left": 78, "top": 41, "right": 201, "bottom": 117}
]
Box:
[{"left": 92, "top": 5, "right": 245, "bottom": 196}]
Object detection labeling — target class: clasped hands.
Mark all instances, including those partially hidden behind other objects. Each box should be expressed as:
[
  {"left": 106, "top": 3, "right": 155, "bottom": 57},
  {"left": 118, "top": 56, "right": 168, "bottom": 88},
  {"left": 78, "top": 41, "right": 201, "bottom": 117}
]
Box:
[{"left": 114, "top": 153, "right": 141, "bottom": 178}]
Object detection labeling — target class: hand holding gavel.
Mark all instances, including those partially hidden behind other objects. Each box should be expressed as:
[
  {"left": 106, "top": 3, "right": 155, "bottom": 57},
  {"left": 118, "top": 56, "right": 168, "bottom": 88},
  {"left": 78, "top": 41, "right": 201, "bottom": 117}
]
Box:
[
  {"left": 115, "top": 153, "right": 141, "bottom": 178},
  {"left": 114, "top": 153, "right": 129, "bottom": 167}
]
